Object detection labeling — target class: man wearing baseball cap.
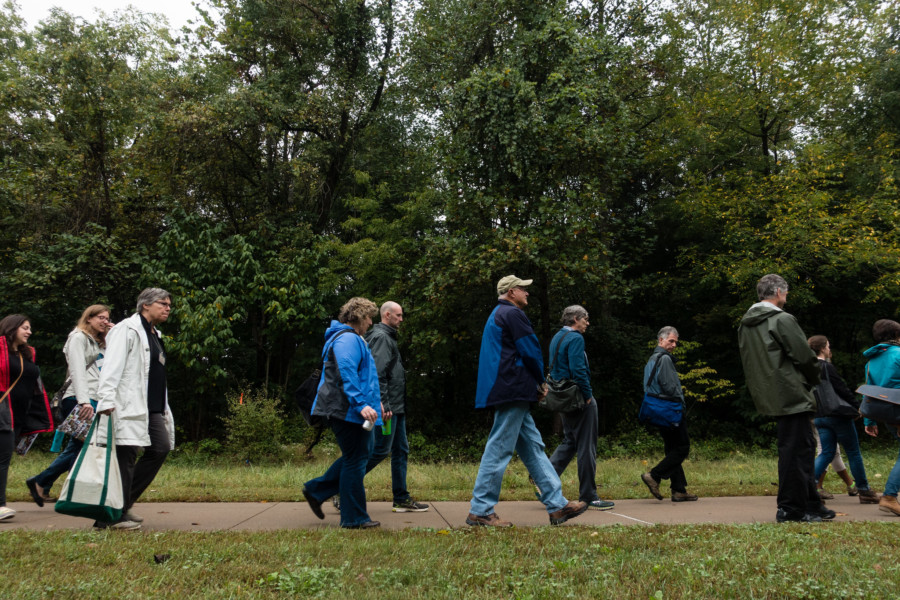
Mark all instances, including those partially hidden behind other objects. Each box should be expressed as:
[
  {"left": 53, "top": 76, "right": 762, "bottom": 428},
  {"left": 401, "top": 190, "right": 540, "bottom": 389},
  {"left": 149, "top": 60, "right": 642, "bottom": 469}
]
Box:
[{"left": 466, "top": 275, "right": 588, "bottom": 527}]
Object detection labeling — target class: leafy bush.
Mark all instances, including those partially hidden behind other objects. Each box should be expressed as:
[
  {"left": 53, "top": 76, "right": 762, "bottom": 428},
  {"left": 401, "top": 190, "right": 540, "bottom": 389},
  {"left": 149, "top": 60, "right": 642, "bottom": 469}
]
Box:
[{"left": 221, "top": 388, "right": 287, "bottom": 461}]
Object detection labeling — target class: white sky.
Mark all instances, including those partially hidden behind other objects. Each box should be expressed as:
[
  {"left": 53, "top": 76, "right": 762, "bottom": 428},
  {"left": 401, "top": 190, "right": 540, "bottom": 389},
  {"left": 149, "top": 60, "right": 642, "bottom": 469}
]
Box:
[{"left": 15, "top": 0, "right": 207, "bottom": 32}]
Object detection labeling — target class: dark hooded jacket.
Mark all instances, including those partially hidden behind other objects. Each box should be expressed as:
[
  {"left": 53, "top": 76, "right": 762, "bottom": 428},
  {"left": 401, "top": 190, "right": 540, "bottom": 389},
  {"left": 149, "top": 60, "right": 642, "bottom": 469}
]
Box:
[{"left": 738, "top": 301, "right": 820, "bottom": 416}]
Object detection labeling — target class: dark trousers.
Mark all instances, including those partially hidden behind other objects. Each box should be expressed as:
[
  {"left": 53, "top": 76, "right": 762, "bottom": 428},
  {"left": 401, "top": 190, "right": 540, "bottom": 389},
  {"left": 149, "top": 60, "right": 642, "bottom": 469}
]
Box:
[
  {"left": 365, "top": 413, "right": 410, "bottom": 504},
  {"left": 776, "top": 412, "right": 820, "bottom": 516},
  {"left": 549, "top": 400, "right": 599, "bottom": 502},
  {"left": 115, "top": 413, "right": 170, "bottom": 513},
  {"left": 650, "top": 421, "right": 690, "bottom": 493},
  {"left": 0, "top": 429, "right": 14, "bottom": 505}
]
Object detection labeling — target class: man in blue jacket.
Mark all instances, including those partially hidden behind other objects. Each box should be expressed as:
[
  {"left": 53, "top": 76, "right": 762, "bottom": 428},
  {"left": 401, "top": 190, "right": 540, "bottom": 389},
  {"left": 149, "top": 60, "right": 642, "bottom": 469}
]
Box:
[{"left": 467, "top": 276, "right": 588, "bottom": 527}]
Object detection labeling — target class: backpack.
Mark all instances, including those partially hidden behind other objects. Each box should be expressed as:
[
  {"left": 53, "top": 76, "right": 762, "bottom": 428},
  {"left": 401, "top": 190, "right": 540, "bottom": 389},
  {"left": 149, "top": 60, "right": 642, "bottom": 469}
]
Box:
[{"left": 294, "top": 330, "right": 351, "bottom": 428}]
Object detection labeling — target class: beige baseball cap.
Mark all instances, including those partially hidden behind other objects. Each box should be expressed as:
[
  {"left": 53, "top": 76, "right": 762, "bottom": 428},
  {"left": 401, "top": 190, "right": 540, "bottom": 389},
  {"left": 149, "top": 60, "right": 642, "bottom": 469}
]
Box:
[{"left": 497, "top": 275, "right": 533, "bottom": 295}]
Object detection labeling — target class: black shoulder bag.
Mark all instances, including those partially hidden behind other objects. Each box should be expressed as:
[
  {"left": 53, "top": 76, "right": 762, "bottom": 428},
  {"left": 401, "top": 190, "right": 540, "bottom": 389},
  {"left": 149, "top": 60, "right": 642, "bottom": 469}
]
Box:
[{"left": 539, "top": 331, "right": 586, "bottom": 414}]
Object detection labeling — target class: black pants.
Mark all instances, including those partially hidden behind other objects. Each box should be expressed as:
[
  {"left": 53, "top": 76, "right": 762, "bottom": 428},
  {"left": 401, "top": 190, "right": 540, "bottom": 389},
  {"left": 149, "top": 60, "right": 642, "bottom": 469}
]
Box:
[
  {"left": 116, "top": 413, "right": 170, "bottom": 513},
  {"left": 776, "top": 412, "right": 820, "bottom": 516},
  {"left": 0, "top": 429, "right": 14, "bottom": 505},
  {"left": 549, "top": 400, "right": 599, "bottom": 502},
  {"left": 650, "top": 421, "right": 690, "bottom": 494}
]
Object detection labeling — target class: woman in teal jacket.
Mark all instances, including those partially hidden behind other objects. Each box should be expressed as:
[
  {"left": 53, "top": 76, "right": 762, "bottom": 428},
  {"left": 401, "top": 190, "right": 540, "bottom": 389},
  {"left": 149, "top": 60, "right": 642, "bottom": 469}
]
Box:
[{"left": 862, "top": 319, "right": 900, "bottom": 516}]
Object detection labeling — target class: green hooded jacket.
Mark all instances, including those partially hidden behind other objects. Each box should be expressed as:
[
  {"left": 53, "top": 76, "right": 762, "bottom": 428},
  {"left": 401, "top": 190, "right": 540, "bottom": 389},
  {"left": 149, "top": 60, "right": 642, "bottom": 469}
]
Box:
[{"left": 738, "top": 302, "right": 820, "bottom": 416}]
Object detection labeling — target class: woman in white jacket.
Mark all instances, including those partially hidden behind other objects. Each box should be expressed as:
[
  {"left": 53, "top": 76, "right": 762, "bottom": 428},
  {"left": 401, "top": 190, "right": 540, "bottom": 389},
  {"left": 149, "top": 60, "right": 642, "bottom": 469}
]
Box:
[
  {"left": 95, "top": 288, "right": 176, "bottom": 530},
  {"left": 26, "top": 305, "right": 111, "bottom": 506}
]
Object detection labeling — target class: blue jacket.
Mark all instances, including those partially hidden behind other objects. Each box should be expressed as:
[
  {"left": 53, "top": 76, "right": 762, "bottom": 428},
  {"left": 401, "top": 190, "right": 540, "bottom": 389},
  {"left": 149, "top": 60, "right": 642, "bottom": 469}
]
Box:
[
  {"left": 475, "top": 300, "right": 544, "bottom": 408},
  {"left": 548, "top": 327, "right": 593, "bottom": 400},
  {"left": 311, "top": 321, "right": 382, "bottom": 425},
  {"left": 861, "top": 342, "right": 900, "bottom": 427}
]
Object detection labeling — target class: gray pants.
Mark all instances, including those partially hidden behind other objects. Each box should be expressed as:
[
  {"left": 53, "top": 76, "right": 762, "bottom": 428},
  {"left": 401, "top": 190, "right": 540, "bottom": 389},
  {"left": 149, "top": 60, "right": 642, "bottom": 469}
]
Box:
[
  {"left": 116, "top": 412, "right": 170, "bottom": 512},
  {"left": 549, "top": 400, "right": 599, "bottom": 502}
]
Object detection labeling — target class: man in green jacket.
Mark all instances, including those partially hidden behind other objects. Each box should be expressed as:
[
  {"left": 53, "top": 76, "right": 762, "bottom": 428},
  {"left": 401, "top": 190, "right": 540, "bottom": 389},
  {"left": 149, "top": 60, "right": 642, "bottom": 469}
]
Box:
[{"left": 738, "top": 274, "right": 833, "bottom": 523}]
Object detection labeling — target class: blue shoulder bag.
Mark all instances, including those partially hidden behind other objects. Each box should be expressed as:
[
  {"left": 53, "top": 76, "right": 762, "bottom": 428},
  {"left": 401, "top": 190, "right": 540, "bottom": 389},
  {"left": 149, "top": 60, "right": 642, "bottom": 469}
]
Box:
[{"left": 638, "top": 354, "right": 684, "bottom": 428}]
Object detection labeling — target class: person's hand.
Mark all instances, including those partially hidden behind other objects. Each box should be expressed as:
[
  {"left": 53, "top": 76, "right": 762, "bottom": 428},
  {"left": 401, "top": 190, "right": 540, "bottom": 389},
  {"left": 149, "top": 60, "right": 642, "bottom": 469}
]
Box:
[
  {"left": 384, "top": 410, "right": 393, "bottom": 421},
  {"left": 77, "top": 403, "right": 95, "bottom": 420},
  {"left": 538, "top": 385, "right": 548, "bottom": 401},
  {"left": 360, "top": 406, "right": 377, "bottom": 422},
  {"left": 586, "top": 397, "right": 594, "bottom": 405},
  {"left": 865, "top": 424, "right": 878, "bottom": 437}
]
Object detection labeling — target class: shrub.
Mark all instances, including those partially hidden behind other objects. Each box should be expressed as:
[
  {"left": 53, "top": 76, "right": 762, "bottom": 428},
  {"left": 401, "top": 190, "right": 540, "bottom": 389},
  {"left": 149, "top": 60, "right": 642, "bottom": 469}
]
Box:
[{"left": 222, "top": 388, "right": 287, "bottom": 461}]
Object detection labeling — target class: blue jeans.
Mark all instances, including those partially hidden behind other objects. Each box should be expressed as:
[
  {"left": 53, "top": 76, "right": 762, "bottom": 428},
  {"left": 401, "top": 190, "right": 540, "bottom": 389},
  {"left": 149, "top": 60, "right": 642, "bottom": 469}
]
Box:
[
  {"left": 32, "top": 397, "right": 89, "bottom": 491},
  {"left": 886, "top": 431, "right": 900, "bottom": 497},
  {"left": 813, "top": 417, "right": 870, "bottom": 491},
  {"left": 365, "top": 412, "right": 410, "bottom": 504},
  {"left": 304, "top": 418, "right": 374, "bottom": 527},
  {"left": 470, "top": 402, "right": 567, "bottom": 516}
]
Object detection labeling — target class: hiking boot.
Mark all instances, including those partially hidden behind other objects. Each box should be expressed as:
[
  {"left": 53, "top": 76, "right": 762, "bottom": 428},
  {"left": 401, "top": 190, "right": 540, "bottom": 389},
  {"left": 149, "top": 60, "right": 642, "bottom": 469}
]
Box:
[
  {"left": 587, "top": 499, "right": 615, "bottom": 511},
  {"left": 776, "top": 509, "right": 823, "bottom": 523},
  {"left": 858, "top": 489, "right": 881, "bottom": 504},
  {"left": 672, "top": 491, "right": 699, "bottom": 502},
  {"left": 641, "top": 472, "right": 663, "bottom": 500},
  {"left": 817, "top": 488, "right": 834, "bottom": 500},
  {"left": 25, "top": 478, "right": 45, "bottom": 507},
  {"left": 549, "top": 501, "right": 588, "bottom": 525},
  {"left": 392, "top": 499, "right": 429, "bottom": 512},
  {"left": 878, "top": 494, "right": 900, "bottom": 516},
  {"left": 847, "top": 483, "right": 858, "bottom": 497},
  {"left": 0, "top": 506, "right": 15, "bottom": 521},
  {"left": 302, "top": 488, "right": 325, "bottom": 520},
  {"left": 466, "top": 512, "right": 513, "bottom": 528},
  {"left": 123, "top": 510, "right": 144, "bottom": 523}
]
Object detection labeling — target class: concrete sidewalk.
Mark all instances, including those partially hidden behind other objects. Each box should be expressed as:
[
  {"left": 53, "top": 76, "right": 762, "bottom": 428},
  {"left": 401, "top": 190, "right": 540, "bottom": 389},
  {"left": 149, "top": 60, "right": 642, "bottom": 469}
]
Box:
[{"left": 2, "top": 493, "right": 895, "bottom": 531}]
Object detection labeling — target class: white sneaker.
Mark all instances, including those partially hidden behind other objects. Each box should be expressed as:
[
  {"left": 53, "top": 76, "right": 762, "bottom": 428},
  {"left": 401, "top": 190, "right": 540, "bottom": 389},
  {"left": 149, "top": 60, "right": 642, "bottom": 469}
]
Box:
[
  {"left": 123, "top": 510, "right": 144, "bottom": 523},
  {"left": 0, "top": 506, "right": 15, "bottom": 520},
  {"left": 94, "top": 518, "right": 141, "bottom": 531}
]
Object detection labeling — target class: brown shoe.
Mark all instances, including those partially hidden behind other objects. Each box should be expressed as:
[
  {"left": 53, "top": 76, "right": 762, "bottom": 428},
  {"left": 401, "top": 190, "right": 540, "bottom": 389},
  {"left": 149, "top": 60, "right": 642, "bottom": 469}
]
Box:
[
  {"left": 817, "top": 488, "right": 834, "bottom": 500},
  {"left": 878, "top": 494, "right": 900, "bottom": 516},
  {"left": 859, "top": 489, "right": 881, "bottom": 504},
  {"left": 672, "top": 491, "right": 699, "bottom": 502},
  {"left": 466, "top": 512, "right": 513, "bottom": 528},
  {"left": 641, "top": 472, "right": 663, "bottom": 500},
  {"left": 549, "top": 501, "right": 588, "bottom": 525}
]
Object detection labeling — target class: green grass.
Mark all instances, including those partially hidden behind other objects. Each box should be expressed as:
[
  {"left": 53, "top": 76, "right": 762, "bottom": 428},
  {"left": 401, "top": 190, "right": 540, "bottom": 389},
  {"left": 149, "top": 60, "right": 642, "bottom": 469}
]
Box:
[
  {"left": 8, "top": 442, "right": 899, "bottom": 502},
  {"left": 1, "top": 523, "right": 897, "bottom": 599}
]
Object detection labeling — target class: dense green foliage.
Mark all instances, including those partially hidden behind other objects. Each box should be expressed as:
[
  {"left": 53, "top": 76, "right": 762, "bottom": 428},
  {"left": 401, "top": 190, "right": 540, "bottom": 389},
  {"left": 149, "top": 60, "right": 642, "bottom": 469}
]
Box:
[{"left": 1, "top": 0, "right": 898, "bottom": 443}]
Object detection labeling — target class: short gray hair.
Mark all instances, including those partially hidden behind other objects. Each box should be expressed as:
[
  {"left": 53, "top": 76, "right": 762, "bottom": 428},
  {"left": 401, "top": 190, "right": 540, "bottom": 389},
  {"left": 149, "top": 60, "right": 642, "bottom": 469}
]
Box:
[
  {"left": 657, "top": 326, "right": 678, "bottom": 341},
  {"left": 136, "top": 288, "right": 172, "bottom": 313},
  {"left": 756, "top": 274, "right": 788, "bottom": 301},
  {"left": 560, "top": 305, "right": 588, "bottom": 326}
]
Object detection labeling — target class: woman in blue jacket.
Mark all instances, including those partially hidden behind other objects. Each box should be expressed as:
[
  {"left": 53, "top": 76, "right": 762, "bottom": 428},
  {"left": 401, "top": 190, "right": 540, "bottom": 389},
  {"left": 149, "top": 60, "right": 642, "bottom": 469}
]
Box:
[
  {"left": 302, "top": 297, "right": 383, "bottom": 529},
  {"left": 862, "top": 319, "right": 900, "bottom": 516}
]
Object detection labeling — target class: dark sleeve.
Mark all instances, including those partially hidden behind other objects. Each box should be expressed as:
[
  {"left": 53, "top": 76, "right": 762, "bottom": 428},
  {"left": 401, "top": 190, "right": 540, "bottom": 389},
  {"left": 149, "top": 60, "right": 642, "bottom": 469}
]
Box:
[
  {"left": 564, "top": 334, "right": 592, "bottom": 400},
  {"left": 776, "top": 314, "right": 820, "bottom": 387},
  {"left": 366, "top": 332, "right": 392, "bottom": 411},
  {"left": 825, "top": 362, "right": 857, "bottom": 406},
  {"left": 506, "top": 310, "right": 544, "bottom": 385},
  {"left": 656, "top": 354, "right": 684, "bottom": 401}
]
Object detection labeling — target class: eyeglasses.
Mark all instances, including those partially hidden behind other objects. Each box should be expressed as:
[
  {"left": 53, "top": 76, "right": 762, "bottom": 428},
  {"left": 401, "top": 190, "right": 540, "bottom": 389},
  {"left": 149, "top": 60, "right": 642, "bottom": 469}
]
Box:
[
  {"left": 94, "top": 315, "right": 110, "bottom": 322},
  {"left": 155, "top": 301, "right": 172, "bottom": 308}
]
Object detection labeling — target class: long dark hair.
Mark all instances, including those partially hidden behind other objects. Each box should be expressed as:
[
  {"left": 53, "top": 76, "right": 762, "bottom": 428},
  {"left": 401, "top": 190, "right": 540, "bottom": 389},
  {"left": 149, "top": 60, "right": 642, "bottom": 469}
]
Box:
[{"left": 0, "top": 314, "right": 34, "bottom": 361}]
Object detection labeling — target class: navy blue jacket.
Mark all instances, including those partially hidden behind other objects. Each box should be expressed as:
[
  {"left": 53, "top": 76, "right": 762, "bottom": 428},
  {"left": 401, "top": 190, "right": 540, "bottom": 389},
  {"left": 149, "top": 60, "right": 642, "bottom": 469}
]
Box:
[
  {"left": 475, "top": 300, "right": 544, "bottom": 408},
  {"left": 548, "top": 327, "right": 593, "bottom": 401}
]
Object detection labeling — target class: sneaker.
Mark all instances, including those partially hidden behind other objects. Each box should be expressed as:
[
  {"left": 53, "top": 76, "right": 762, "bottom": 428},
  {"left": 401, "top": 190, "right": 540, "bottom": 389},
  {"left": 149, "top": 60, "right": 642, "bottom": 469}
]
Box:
[
  {"left": 810, "top": 505, "right": 836, "bottom": 520},
  {"left": 858, "top": 489, "right": 881, "bottom": 504},
  {"left": 466, "top": 512, "right": 513, "bottom": 528},
  {"left": 878, "top": 494, "right": 900, "bottom": 516},
  {"left": 817, "top": 488, "right": 834, "bottom": 500},
  {"left": 25, "top": 477, "right": 45, "bottom": 508},
  {"left": 549, "top": 501, "right": 588, "bottom": 525},
  {"left": 392, "top": 499, "right": 429, "bottom": 512},
  {"left": 587, "top": 499, "right": 615, "bottom": 510},
  {"left": 302, "top": 488, "right": 325, "bottom": 520},
  {"left": 331, "top": 495, "right": 340, "bottom": 511},
  {"left": 671, "top": 491, "right": 699, "bottom": 502},
  {"left": 93, "top": 518, "right": 141, "bottom": 531},
  {"left": 0, "top": 506, "right": 15, "bottom": 521},
  {"left": 776, "top": 509, "right": 823, "bottom": 523},
  {"left": 343, "top": 520, "right": 380, "bottom": 529},
  {"left": 847, "top": 483, "right": 859, "bottom": 496},
  {"left": 123, "top": 510, "right": 144, "bottom": 523},
  {"left": 641, "top": 472, "right": 663, "bottom": 500}
]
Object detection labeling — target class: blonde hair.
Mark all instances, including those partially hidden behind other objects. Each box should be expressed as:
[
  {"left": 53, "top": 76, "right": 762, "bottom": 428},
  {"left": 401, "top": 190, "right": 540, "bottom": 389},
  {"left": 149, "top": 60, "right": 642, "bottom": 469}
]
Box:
[{"left": 76, "top": 304, "right": 111, "bottom": 346}]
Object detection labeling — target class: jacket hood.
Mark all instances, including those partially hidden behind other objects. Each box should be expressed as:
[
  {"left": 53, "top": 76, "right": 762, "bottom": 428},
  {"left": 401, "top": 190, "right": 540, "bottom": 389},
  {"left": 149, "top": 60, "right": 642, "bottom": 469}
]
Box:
[
  {"left": 740, "top": 302, "right": 783, "bottom": 327},
  {"left": 324, "top": 320, "right": 354, "bottom": 341},
  {"left": 863, "top": 342, "right": 900, "bottom": 358}
]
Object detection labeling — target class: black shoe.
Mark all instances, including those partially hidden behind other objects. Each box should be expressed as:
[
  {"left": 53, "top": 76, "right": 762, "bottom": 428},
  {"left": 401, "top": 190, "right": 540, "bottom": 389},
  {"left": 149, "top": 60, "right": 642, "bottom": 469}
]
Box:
[
  {"left": 343, "top": 520, "right": 380, "bottom": 529},
  {"left": 25, "top": 478, "right": 44, "bottom": 508},
  {"left": 810, "top": 505, "right": 836, "bottom": 520},
  {"left": 775, "top": 508, "right": 823, "bottom": 523},
  {"left": 302, "top": 488, "right": 324, "bottom": 520}
]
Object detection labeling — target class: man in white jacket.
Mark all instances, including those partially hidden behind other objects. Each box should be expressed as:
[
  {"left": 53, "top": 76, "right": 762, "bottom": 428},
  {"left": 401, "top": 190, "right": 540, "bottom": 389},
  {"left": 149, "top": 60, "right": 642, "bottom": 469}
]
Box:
[{"left": 95, "top": 288, "right": 176, "bottom": 530}]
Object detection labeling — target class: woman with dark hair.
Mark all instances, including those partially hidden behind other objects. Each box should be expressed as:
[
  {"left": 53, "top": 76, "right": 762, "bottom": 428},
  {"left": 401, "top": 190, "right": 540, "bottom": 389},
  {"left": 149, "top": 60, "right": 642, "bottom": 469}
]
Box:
[
  {"left": 0, "top": 314, "right": 53, "bottom": 521},
  {"left": 26, "top": 305, "right": 112, "bottom": 507},
  {"left": 862, "top": 319, "right": 900, "bottom": 516},
  {"left": 302, "top": 297, "right": 383, "bottom": 529}
]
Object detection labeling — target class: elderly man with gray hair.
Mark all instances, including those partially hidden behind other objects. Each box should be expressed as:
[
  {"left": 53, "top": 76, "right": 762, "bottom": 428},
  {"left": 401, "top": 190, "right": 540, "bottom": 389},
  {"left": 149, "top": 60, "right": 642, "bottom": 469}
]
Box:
[
  {"left": 95, "top": 288, "right": 176, "bottom": 530},
  {"left": 547, "top": 305, "right": 615, "bottom": 510}
]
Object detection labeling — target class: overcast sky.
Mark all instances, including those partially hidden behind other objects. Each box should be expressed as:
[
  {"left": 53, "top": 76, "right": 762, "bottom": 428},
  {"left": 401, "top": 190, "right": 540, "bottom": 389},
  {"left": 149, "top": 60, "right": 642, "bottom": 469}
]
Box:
[{"left": 16, "top": 0, "right": 207, "bottom": 32}]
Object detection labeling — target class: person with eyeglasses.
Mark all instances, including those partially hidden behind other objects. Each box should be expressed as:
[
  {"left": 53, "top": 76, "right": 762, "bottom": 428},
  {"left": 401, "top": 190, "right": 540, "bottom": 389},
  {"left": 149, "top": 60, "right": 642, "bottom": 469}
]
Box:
[
  {"left": 94, "top": 288, "right": 176, "bottom": 530},
  {"left": 26, "top": 304, "right": 113, "bottom": 507}
]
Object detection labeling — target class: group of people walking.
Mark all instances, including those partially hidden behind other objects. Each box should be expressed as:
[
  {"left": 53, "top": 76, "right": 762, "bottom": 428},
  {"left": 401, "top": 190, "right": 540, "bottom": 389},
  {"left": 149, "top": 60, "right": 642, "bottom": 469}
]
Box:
[
  {"left": 0, "top": 289, "right": 175, "bottom": 529},
  {"left": 4, "top": 274, "right": 900, "bottom": 530}
]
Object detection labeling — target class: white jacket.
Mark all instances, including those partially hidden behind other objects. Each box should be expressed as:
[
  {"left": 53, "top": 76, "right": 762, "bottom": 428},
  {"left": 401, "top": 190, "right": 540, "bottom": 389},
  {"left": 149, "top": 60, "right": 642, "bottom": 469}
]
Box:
[
  {"left": 95, "top": 313, "right": 175, "bottom": 449},
  {"left": 62, "top": 328, "right": 102, "bottom": 405}
]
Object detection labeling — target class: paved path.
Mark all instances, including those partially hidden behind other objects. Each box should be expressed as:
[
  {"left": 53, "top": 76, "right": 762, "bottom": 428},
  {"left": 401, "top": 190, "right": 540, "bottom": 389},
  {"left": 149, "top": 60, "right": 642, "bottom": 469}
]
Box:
[{"left": 2, "top": 494, "right": 894, "bottom": 531}]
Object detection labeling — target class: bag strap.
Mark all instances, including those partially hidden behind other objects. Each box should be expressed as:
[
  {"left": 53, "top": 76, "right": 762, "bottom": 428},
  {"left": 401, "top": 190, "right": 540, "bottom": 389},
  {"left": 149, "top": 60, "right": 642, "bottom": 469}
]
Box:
[
  {"left": 0, "top": 354, "right": 25, "bottom": 405},
  {"left": 646, "top": 352, "right": 666, "bottom": 389},
  {"left": 548, "top": 330, "right": 574, "bottom": 375}
]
